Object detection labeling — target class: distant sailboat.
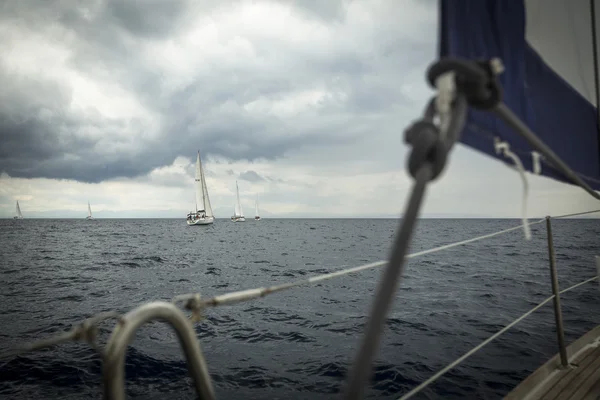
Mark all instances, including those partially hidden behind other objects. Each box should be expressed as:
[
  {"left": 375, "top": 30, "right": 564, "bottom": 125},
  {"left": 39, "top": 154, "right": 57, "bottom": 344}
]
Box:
[
  {"left": 86, "top": 201, "right": 94, "bottom": 220},
  {"left": 13, "top": 201, "right": 23, "bottom": 220},
  {"left": 231, "top": 181, "right": 245, "bottom": 222},
  {"left": 254, "top": 194, "right": 261, "bottom": 221},
  {"left": 186, "top": 151, "right": 214, "bottom": 226}
]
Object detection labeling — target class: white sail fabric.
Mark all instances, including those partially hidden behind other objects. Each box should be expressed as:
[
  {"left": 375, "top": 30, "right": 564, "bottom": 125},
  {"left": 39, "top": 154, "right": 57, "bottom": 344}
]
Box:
[
  {"left": 200, "top": 166, "right": 213, "bottom": 217},
  {"left": 16, "top": 201, "right": 22, "bottom": 218},
  {"left": 234, "top": 181, "right": 244, "bottom": 217},
  {"left": 194, "top": 152, "right": 205, "bottom": 212},
  {"left": 197, "top": 152, "right": 213, "bottom": 217},
  {"left": 255, "top": 194, "right": 259, "bottom": 218},
  {"left": 88, "top": 202, "right": 92, "bottom": 218},
  {"left": 524, "top": 0, "right": 599, "bottom": 108}
]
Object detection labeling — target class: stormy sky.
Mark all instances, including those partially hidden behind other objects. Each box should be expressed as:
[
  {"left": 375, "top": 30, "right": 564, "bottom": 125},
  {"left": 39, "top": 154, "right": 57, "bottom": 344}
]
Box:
[{"left": 0, "top": 0, "right": 598, "bottom": 218}]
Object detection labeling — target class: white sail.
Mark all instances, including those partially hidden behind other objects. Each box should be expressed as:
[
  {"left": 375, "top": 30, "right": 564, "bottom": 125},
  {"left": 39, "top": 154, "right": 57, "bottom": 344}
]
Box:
[
  {"left": 15, "top": 201, "right": 23, "bottom": 218},
  {"left": 187, "top": 151, "right": 214, "bottom": 226},
  {"left": 88, "top": 202, "right": 92, "bottom": 218},
  {"left": 234, "top": 181, "right": 244, "bottom": 217},
  {"left": 199, "top": 154, "right": 213, "bottom": 217},
  {"left": 194, "top": 152, "right": 205, "bottom": 212},
  {"left": 255, "top": 194, "right": 260, "bottom": 218}
]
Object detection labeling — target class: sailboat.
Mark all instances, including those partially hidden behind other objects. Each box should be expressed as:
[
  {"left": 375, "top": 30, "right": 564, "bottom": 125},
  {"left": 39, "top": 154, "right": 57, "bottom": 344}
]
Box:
[
  {"left": 186, "top": 151, "right": 215, "bottom": 226},
  {"left": 254, "top": 194, "right": 261, "bottom": 221},
  {"left": 86, "top": 201, "right": 94, "bottom": 220},
  {"left": 230, "top": 180, "right": 245, "bottom": 222},
  {"left": 13, "top": 201, "right": 23, "bottom": 219}
]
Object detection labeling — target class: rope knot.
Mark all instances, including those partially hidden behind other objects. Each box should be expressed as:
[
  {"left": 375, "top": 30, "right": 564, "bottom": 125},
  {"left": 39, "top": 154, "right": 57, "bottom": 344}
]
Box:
[
  {"left": 404, "top": 120, "right": 447, "bottom": 181},
  {"left": 427, "top": 58, "right": 503, "bottom": 110},
  {"left": 73, "top": 320, "right": 98, "bottom": 346},
  {"left": 185, "top": 293, "right": 204, "bottom": 323}
]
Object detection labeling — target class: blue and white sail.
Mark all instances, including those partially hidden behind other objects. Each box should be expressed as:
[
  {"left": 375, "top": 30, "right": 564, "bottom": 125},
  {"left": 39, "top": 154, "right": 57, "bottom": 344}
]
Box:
[{"left": 440, "top": 0, "right": 600, "bottom": 191}]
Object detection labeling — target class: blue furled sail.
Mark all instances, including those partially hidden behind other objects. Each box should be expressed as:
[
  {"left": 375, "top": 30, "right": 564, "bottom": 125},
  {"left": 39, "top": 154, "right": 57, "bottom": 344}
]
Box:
[{"left": 439, "top": 0, "right": 600, "bottom": 191}]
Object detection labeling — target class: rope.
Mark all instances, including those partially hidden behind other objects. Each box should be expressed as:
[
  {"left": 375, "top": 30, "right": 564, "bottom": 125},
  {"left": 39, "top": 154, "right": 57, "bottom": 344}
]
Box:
[
  {"left": 174, "top": 219, "right": 545, "bottom": 310},
  {"left": 344, "top": 65, "right": 476, "bottom": 399},
  {"left": 344, "top": 166, "right": 434, "bottom": 400},
  {"left": 552, "top": 209, "right": 600, "bottom": 219},
  {"left": 560, "top": 276, "right": 599, "bottom": 294},
  {"left": 532, "top": 151, "right": 542, "bottom": 175},
  {"left": 1, "top": 218, "right": 545, "bottom": 361},
  {"left": 494, "top": 139, "right": 532, "bottom": 240},
  {"left": 397, "top": 275, "right": 599, "bottom": 400},
  {"left": 1, "top": 311, "right": 120, "bottom": 360},
  {"left": 494, "top": 103, "right": 600, "bottom": 202}
]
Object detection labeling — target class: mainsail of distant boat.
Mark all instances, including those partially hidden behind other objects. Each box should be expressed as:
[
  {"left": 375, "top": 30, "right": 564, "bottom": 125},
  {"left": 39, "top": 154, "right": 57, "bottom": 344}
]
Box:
[
  {"left": 231, "top": 181, "right": 245, "bottom": 222},
  {"left": 186, "top": 151, "right": 214, "bottom": 226},
  {"left": 13, "top": 201, "right": 23, "bottom": 220},
  {"left": 254, "top": 194, "right": 261, "bottom": 221},
  {"left": 86, "top": 201, "right": 94, "bottom": 220}
]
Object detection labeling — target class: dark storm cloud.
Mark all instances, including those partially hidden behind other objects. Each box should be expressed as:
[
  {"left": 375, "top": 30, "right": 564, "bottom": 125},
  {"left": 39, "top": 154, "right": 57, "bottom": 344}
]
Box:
[
  {"left": 0, "top": 0, "right": 435, "bottom": 182},
  {"left": 103, "top": 0, "right": 196, "bottom": 39},
  {"left": 290, "top": 0, "right": 348, "bottom": 22}
]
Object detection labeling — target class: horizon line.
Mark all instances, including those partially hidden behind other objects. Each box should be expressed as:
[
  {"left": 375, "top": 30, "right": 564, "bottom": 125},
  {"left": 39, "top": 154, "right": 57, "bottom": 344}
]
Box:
[{"left": 1, "top": 216, "right": 597, "bottom": 220}]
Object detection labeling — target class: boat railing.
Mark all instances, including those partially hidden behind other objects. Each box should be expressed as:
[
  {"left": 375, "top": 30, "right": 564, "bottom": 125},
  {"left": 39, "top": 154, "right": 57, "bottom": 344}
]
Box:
[{"left": 1, "top": 210, "right": 598, "bottom": 400}]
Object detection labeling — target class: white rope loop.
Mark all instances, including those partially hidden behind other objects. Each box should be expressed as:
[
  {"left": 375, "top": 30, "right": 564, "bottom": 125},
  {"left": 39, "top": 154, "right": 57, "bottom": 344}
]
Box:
[
  {"left": 532, "top": 151, "right": 542, "bottom": 175},
  {"left": 495, "top": 139, "right": 532, "bottom": 240},
  {"left": 434, "top": 71, "right": 456, "bottom": 140}
]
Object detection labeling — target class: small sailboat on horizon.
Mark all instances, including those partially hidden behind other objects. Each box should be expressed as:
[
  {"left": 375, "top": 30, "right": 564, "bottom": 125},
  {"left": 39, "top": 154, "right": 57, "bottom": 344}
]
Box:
[
  {"left": 86, "top": 201, "right": 95, "bottom": 220},
  {"left": 13, "top": 201, "right": 23, "bottom": 220},
  {"left": 231, "top": 181, "right": 245, "bottom": 222},
  {"left": 186, "top": 151, "right": 215, "bottom": 226},
  {"left": 254, "top": 194, "right": 261, "bottom": 221}
]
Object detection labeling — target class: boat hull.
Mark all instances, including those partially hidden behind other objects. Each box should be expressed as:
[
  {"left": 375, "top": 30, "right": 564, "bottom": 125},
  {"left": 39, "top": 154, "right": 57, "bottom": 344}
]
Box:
[
  {"left": 255, "top": 217, "right": 261, "bottom": 221},
  {"left": 505, "top": 324, "right": 600, "bottom": 399},
  {"left": 187, "top": 216, "right": 214, "bottom": 225},
  {"left": 231, "top": 217, "right": 246, "bottom": 222}
]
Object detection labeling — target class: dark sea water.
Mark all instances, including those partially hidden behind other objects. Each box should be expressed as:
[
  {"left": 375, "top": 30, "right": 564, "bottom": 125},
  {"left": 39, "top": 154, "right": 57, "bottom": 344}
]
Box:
[{"left": 0, "top": 218, "right": 599, "bottom": 399}]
